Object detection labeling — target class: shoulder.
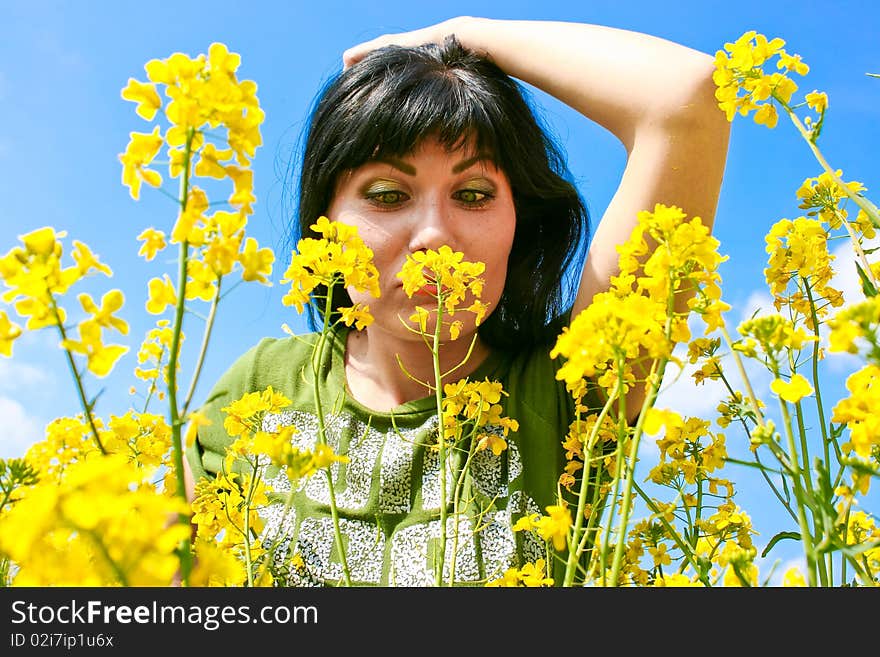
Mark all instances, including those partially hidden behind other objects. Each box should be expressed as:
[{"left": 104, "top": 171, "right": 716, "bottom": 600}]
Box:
[{"left": 211, "top": 333, "right": 320, "bottom": 393}]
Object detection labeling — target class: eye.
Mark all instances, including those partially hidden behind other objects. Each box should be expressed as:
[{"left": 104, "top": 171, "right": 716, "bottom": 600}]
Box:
[
  {"left": 366, "top": 190, "right": 409, "bottom": 206},
  {"left": 453, "top": 189, "right": 493, "bottom": 205}
]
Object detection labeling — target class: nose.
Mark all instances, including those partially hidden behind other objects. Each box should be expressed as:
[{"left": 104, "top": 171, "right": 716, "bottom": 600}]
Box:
[{"left": 407, "top": 197, "right": 456, "bottom": 253}]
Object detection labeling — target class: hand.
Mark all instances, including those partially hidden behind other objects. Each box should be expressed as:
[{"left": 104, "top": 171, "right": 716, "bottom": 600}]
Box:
[{"left": 341, "top": 16, "right": 473, "bottom": 70}]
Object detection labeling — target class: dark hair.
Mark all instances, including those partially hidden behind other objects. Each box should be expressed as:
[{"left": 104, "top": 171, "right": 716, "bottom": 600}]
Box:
[{"left": 291, "top": 36, "right": 589, "bottom": 350}]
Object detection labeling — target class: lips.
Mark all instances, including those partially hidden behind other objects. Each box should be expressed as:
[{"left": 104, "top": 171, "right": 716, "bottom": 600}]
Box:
[{"left": 416, "top": 283, "right": 439, "bottom": 296}]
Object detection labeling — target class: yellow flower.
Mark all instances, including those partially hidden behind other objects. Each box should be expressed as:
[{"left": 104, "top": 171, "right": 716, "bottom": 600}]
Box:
[
  {"left": 536, "top": 504, "right": 572, "bottom": 552},
  {"left": 145, "top": 274, "right": 177, "bottom": 314},
  {"left": 827, "top": 297, "right": 880, "bottom": 355},
  {"left": 281, "top": 218, "right": 380, "bottom": 311},
  {"left": 804, "top": 90, "right": 828, "bottom": 114},
  {"left": 312, "top": 443, "right": 349, "bottom": 470},
  {"left": 713, "top": 31, "right": 807, "bottom": 130},
  {"left": 20, "top": 226, "right": 67, "bottom": 257},
  {"left": 120, "top": 77, "right": 162, "bottom": 121},
  {"left": 476, "top": 432, "right": 508, "bottom": 456},
  {"left": 78, "top": 290, "right": 129, "bottom": 335},
  {"left": 338, "top": 304, "right": 373, "bottom": 331},
  {"left": 184, "top": 411, "right": 212, "bottom": 449},
  {"left": 778, "top": 51, "right": 809, "bottom": 76},
  {"left": 185, "top": 258, "right": 217, "bottom": 302},
  {"left": 0, "top": 310, "right": 22, "bottom": 356},
  {"left": 652, "top": 573, "right": 703, "bottom": 587},
  {"left": 397, "top": 245, "right": 486, "bottom": 327},
  {"left": 0, "top": 453, "right": 189, "bottom": 585},
  {"left": 70, "top": 240, "right": 113, "bottom": 278},
  {"left": 189, "top": 538, "right": 247, "bottom": 586},
  {"left": 753, "top": 103, "right": 778, "bottom": 129},
  {"left": 225, "top": 165, "right": 256, "bottom": 215},
  {"left": 137, "top": 228, "right": 167, "bottom": 261},
  {"left": 237, "top": 237, "right": 275, "bottom": 284},
  {"left": 119, "top": 126, "right": 164, "bottom": 200},
  {"left": 486, "top": 559, "right": 553, "bottom": 587},
  {"left": 60, "top": 320, "right": 129, "bottom": 377},
  {"left": 770, "top": 373, "right": 814, "bottom": 403},
  {"left": 194, "top": 143, "right": 233, "bottom": 179},
  {"left": 782, "top": 567, "right": 806, "bottom": 587},
  {"left": 831, "top": 364, "right": 880, "bottom": 459}
]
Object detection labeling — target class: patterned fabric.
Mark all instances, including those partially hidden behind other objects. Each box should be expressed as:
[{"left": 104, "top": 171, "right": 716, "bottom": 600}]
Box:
[{"left": 187, "top": 327, "right": 594, "bottom": 586}]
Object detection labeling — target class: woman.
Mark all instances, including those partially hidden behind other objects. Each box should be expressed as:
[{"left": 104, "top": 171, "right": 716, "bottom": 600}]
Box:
[{"left": 186, "top": 16, "right": 730, "bottom": 586}]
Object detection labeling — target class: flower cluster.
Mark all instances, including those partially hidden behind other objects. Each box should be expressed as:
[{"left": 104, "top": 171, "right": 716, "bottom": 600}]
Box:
[
  {"left": 552, "top": 203, "right": 727, "bottom": 397},
  {"left": 0, "top": 454, "right": 189, "bottom": 586},
  {"left": 124, "top": 42, "right": 275, "bottom": 344},
  {"left": 441, "top": 378, "right": 519, "bottom": 455},
  {"left": 280, "top": 216, "right": 380, "bottom": 329},
  {"left": 0, "top": 227, "right": 125, "bottom": 376},
  {"left": 398, "top": 245, "right": 487, "bottom": 339},
  {"left": 712, "top": 31, "right": 811, "bottom": 129}
]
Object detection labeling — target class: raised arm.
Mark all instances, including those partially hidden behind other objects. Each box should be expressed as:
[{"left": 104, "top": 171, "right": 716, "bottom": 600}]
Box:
[
  {"left": 344, "top": 17, "right": 731, "bottom": 415},
  {"left": 344, "top": 16, "right": 730, "bottom": 316}
]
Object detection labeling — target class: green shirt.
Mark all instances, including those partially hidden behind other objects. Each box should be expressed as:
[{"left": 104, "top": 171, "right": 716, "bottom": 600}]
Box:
[{"left": 188, "top": 327, "right": 593, "bottom": 586}]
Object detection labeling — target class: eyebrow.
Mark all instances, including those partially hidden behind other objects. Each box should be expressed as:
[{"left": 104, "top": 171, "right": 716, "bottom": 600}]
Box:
[{"left": 376, "top": 153, "right": 491, "bottom": 176}]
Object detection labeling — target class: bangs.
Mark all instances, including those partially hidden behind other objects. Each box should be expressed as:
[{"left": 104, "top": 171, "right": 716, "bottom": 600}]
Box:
[{"left": 331, "top": 68, "right": 504, "bottom": 170}]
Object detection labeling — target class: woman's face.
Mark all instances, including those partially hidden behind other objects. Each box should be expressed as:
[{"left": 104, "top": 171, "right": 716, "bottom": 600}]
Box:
[{"left": 326, "top": 136, "right": 516, "bottom": 346}]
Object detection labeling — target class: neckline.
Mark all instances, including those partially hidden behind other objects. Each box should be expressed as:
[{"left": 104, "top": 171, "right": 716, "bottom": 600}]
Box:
[{"left": 326, "top": 326, "right": 507, "bottom": 419}]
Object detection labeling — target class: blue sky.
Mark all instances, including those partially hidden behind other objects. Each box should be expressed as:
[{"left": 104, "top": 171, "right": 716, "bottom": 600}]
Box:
[{"left": 2, "top": 0, "right": 878, "bottom": 581}]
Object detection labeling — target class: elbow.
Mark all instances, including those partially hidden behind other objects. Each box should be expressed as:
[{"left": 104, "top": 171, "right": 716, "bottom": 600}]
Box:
[{"left": 679, "top": 57, "right": 731, "bottom": 139}]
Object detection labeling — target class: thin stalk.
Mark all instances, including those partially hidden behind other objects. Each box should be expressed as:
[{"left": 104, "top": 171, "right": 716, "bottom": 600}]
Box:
[
  {"left": 803, "top": 285, "right": 830, "bottom": 454},
  {"left": 630, "top": 479, "right": 708, "bottom": 584},
  {"left": 562, "top": 393, "right": 616, "bottom": 586},
  {"left": 49, "top": 296, "right": 106, "bottom": 454},
  {"left": 448, "top": 425, "right": 480, "bottom": 585},
  {"left": 719, "top": 324, "right": 767, "bottom": 425},
  {"left": 431, "top": 296, "right": 448, "bottom": 587},
  {"left": 182, "top": 275, "right": 222, "bottom": 417},
  {"left": 776, "top": 396, "right": 820, "bottom": 586},
  {"left": 596, "top": 363, "right": 629, "bottom": 587},
  {"left": 311, "top": 286, "right": 352, "bottom": 586},
  {"left": 609, "top": 353, "right": 668, "bottom": 586},
  {"left": 167, "top": 127, "right": 197, "bottom": 583},
  {"left": 241, "top": 463, "right": 260, "bottom": 587},
  {"left": 780, "top": 99, "right": 880, "bottom": 230}
]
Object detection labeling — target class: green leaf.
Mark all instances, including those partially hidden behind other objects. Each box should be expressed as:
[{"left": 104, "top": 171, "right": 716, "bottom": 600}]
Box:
[
  {"left": 855, "top": 261, "right": 878, "bottom": 297},
  {"left": 761, "top": 531, "right": 801, "bottom": 558}
]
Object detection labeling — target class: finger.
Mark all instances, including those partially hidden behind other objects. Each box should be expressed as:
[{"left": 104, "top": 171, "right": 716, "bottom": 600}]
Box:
[{"left": 342, "top": 35, "right": 396, "bottom": 69}]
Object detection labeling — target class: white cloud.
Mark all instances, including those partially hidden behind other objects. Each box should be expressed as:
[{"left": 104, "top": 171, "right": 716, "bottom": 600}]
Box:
[
  {"left": 829, "top": 234, "right": 879, "bottom": 306},
  {"left": 654, "top": 350, "right": 727, "bottom": 420},
  {"left": 807, "top": 234, "right": 880, "bottom": 374},
  {"left": 738, "top": 290, "right": 775, "bottom": 325},
  {"left": 0, "top": 396, "right": 44, "bottom": 459},
  {"left": 0, "top": 359, "right": 49, "bottom": 391}
]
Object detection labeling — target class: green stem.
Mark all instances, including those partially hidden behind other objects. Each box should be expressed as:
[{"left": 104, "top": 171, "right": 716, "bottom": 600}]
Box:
[
  {"left": 49, "top": 296, "right": 106, "bottom": 454},
  {"left": 803, "top": 285, "right": 830, "bottom": 453},
  {"left": 241, "top": 462, "right": 261, "bottom": 587},
  {"left": 719, "top": 324, "right": 767, "bottom": 426},
  {"left": 776, "top": 395, "right": 819, "bottom": 586},
  {"left": 431, "top": 298, "right": 448, "bottom": 587},
  {"left": 609, "top": 353, "right": 669, "bottom": 586},
  {"left": 630, "top": 479, "right": 709, "bottom": 585},
  {"left": 167, "top": 127, "right": 196, "bottom": 584},
  {"left": 562, "top": 393, "right": 616, "bottom": 586},
  {"left": 780, "top": 100, "right": 880, "bottom": 230},
  {"left": 182, "top": 275, "right": 222, "bottom": 418},
  {"left": 312, "top": 286, "right": 352, "bottom": 586},
  {"left": 448, "top": 425, "right": 479, "bottom": 585}
]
